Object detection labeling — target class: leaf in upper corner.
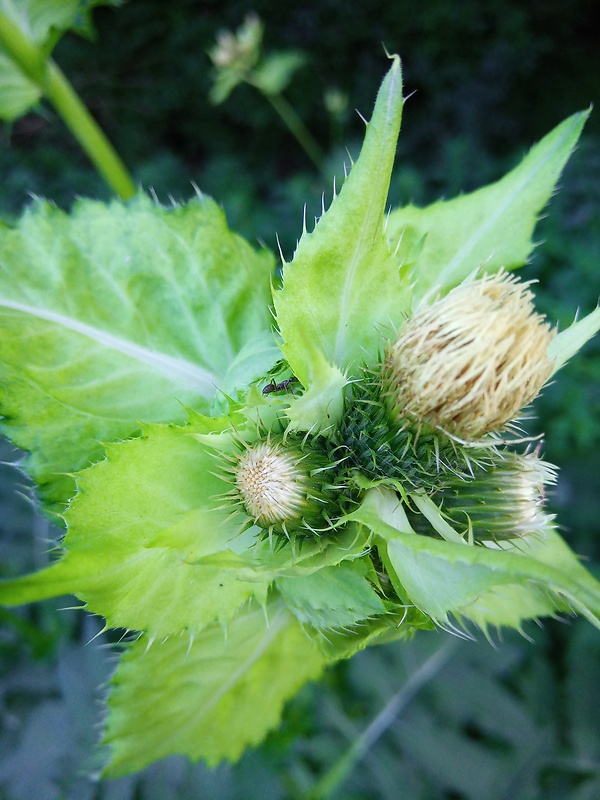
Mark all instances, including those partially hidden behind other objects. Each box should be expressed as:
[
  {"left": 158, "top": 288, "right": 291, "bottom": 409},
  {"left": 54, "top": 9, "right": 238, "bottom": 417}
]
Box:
[
  {"left": 0, "top": 419, "right": 271, "bottom": 637},
  {"left": 0, "top": 194, "right": 276, "bottom": 507},
  {"left": 385, "top": 110, "right": 589, "bottom": 300},
  {"left": 276, "top": 559, "right": 385, "bottom": 630},
  {"left": 0, "top": 0, "right": 119, "bottom": 121},
  {"left": 102, "top": 600, "right": 325, "bottom": 776},
  {"left": 274, "top": 57, "right": 412, "bottom": 384}
]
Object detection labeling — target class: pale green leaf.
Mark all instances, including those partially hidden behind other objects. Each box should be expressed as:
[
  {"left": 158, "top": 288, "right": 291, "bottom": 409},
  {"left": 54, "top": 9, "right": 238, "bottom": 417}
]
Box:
[
  {"left": 220, "top": 329, "right": 280, "bottom": 396},
  {"left": 385, "top": 110, "right": 590, "bottom": 300},
  {"left": 548, "top": 306, "right": 600, "bottom": 374},
  {"left": 0, "top": 419, "right": 273, "bottom": 636},
  {"left": 274, "top": 57, "right": 411, "bottom": 381},
  {"left": 0, "top": 51, "right": 40, "bottom": 119},
  {"left": 103, "top": 600, "right": 326, "bottom": 775},
  {"left": 284, "top": 337, "right": 347, "bottom": 434},
  {"left": 350, "top": 488, "right": 600, "bottom": 631},
  {"left": 277, "top": 559, "right": 385, "bottom": 629},
  {"left": 252, "top": 50, "right": 307, "bottom": 95},
  {"left": 0, "top": 194, "right": 276, "bottom": 506},
  {"left": 384, "top": 529, "right": 600, "bottom": 632}
]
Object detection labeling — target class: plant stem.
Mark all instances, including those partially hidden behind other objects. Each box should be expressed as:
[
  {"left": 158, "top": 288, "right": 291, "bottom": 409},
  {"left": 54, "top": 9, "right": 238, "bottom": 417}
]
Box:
[
  {"left": 0, "top": 10, "right": 136, "bottom": 200},
  {"left": 263, "top": 91, "right": 325, "bottom": 174},
  {"left": 307, "top": 640, "right": 457, "bottom": 799}
]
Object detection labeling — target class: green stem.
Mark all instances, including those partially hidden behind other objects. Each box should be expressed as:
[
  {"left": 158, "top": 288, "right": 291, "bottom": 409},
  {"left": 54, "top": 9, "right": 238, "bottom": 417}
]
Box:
[
  {"left": 307, "top": 641, "right": 457, "bottom": 799},
  {"left": 263, "top": 90, "right": 325, "bottom": 174},
  {"left": 0, "top": 10, "right": 136, "bottom": 200}
]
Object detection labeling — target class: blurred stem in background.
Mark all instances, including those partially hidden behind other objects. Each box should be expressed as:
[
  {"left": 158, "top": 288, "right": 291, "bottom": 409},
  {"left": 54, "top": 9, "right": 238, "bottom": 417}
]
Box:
[
  {"left": 0, "top": 8, "right": 136, "bottom": 201},
  {"left": 258, "top": 89, "right": 325, "bottom": 173},
  {"left": 208, "top": 13, "right": 326, "bottom": 174},
  {"left": 307, "top": 641, "right": 458, "bottom": 799}
]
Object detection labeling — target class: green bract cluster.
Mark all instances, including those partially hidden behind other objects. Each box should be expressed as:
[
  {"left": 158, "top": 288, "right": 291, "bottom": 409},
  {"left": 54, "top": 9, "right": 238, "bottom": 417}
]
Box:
[{"left": 1, "top": 57, "right": 600, "bottom": 777}]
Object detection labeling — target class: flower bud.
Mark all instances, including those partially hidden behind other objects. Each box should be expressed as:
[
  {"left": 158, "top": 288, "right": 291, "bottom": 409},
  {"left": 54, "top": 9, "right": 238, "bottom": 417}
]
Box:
[
  {"left": 383, "top": 272, "right": 556, "bottom": 440},
  {"left": 411, "top": 450, "right": 556, "bottom": 542},
  {"left": 223, "top": 434, "right": 341, "bottom": 538}
]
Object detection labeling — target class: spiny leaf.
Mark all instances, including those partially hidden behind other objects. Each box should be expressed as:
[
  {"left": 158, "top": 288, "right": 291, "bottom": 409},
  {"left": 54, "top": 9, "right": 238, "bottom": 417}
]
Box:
[
  {"left": 349, "top": 488, "right": 600, "bottom": 632},
  {"left": 284, "top": 336, "right": 347, "bottom": 434},
  {"left": 0, "top": 419, "right": 271, "bottom": 636},
  {"left": 274, "top": 57, "right": 411, "bottom": 383},
  {"left": 277, "top": 559, "right": 385, "bottom": 629},
  {"left": 385, "top": 110, "right": 590, "bottom": 300},
  {"left": 0, "top": 194, "right": 276, "bottom": 507},
  {"left": 103, "top": 600, "right": 325, "bottom": 776},
  {"left": 548, "top": 306, "right": 600, "bottom": 374}
]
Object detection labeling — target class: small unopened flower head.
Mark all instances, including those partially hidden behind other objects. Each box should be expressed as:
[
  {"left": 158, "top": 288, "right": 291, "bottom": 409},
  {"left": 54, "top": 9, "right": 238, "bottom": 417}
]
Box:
[
  {"left": 221, "top": 434, "right": 341, "bottom": 538},
  {"left": 435, "top": 450, "right": 557, "bottom": 542},
  {"left": 383, "top": 272, "right": 556, "bottom": 440},
  {"left": 208, "top": 13, "right": 262, "bottom": 69}
]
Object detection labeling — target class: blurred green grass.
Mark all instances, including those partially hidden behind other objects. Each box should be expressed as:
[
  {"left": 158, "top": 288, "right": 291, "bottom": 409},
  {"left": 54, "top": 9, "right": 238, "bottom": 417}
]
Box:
[{"left": 1, "top": 1, "right": 600, "bottom": 797}]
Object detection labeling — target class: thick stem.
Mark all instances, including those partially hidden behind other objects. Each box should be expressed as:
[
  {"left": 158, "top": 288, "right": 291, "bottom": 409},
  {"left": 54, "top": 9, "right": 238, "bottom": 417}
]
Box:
[{"left": 0, "top": 10, "right": 136, "bottom": 200}]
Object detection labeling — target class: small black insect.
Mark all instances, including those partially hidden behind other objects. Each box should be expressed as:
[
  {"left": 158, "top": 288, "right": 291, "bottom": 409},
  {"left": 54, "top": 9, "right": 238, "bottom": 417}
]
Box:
[{"left": 262, "top": 376, "right": 300, "bottom": 395}]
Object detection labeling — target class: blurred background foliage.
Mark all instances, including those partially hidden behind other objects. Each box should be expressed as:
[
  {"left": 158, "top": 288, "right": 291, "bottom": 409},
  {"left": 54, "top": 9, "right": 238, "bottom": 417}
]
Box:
[{"left": 1, "top": 1, "right": 600, "bottom": 798}]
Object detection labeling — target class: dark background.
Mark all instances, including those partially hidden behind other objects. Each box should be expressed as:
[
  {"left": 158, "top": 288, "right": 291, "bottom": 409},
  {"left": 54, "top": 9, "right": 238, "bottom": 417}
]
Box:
[{"left": 1, "top": 1, "right": 600, "bottom": 798}]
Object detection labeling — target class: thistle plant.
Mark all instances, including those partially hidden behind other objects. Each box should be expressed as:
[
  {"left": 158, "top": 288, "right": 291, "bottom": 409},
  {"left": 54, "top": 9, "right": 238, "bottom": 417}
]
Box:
[{"left": 1, "top": 37, "right": 600, "bottom": 780}]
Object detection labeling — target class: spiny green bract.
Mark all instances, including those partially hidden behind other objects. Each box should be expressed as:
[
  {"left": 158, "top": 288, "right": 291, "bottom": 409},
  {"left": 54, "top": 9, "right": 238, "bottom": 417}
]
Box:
[{"left": 337, "top": 372, "right": 492, "bottom": 491}]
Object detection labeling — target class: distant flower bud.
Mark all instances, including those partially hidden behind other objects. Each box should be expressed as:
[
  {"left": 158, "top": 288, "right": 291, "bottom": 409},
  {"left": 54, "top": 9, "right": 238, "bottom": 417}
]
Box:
[
  {"left": 383, "top": 272, "right": 556, "bottom": 440},
  {"left": 208, "top": 14, "right": 262, "bottom": 69}
]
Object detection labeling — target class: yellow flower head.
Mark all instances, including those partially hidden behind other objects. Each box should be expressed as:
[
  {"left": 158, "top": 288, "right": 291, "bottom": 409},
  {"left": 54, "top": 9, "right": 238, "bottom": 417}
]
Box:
[
  {"left": 217, "top": 433, "right": 342, "bottom": 539},
  {"left": 235, "top": 439, "right": 308, "bottom": 530},
  {"left": 383, "top": 272, "right": 556, "bottom": 440}
]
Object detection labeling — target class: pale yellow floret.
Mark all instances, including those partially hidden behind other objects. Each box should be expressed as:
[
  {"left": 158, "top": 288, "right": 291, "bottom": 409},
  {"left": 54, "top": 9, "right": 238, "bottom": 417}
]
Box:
[
  {"left": 383, "top": 271, "right": 556, "bottom": 440},
  {"left": 235, "top": 440, "right": 306, "bottom": 527}
]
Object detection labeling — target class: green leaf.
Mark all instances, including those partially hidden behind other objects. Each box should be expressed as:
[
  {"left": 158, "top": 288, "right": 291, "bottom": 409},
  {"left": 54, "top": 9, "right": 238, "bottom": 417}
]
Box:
[
  {"left": 0, "top": 419, "right": 272, "bottom": 636},
  {"left": 349, "top": 488, "right": 600, "bottom": 632},
  {"left": 277, "top": 559, "right": 385, "bottom": 629},
  {"left": 0, "top": 0, "right": 116, "bottom": 121},
  {"left": 284, "top": 338, "right": 347, "bottom": 434},
  {"left": 0, "top": 51, "right": 40, "bottom": 119},
  {"left": 252, "top": 50, "right": 307, "bottom": 95},
  {"left": 195, "top": 519, "right": 374, "bottom": 585},
  {"left": 103, "top": 599, "right": 326, "bottom": 776},
  {"left": 0, "top": 194, "right": 276, "bottom": 507},
  {"left": 1, "top": 0, "right": 112, "bottom": 43},
  {"left": 274, "top": 57, "right": 410, "bottom": 382},
  {"left": 385, "top": 110, "right": 590, "bottom": 299},
  {"left": 548, "top": 306, "right": 600, "bottom": 374}
]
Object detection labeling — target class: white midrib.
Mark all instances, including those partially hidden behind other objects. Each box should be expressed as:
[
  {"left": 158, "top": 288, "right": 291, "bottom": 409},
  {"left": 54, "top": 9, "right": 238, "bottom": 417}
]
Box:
[
  {"left": 171, "top": 605, "right": 288, "bottom": 741},
  {"left": 333, "top": 67, "right": 401, "bottom": 365},
  {"left": 441, "top": 117, "right": 579, "bottom": 284},
  {"left": 200, "top": 607, "right": 287, "bottom": 718},
  {"left": 0, "top": 298, "right": 219, "bottom": 396}
]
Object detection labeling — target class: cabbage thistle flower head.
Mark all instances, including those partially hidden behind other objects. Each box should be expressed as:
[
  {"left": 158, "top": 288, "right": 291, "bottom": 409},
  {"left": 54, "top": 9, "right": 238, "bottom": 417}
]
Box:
[
  {"left": 219, "top": 434, "right": 341, "bottom": 538},
  {"left": 423, "top": 450, "right": 557, "bottom": 543},
  {"left": 383, "top": 272, "right": 556, "bottom": 440}
]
